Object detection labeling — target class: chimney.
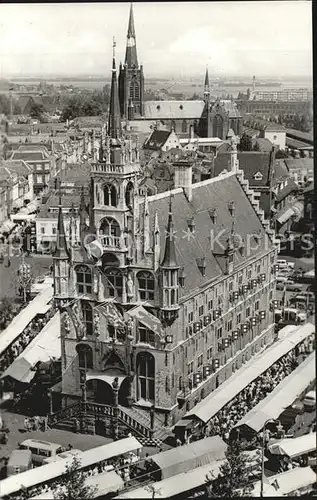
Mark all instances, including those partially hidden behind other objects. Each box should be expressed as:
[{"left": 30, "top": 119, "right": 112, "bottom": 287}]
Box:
[
  {"left": 230, "top": 134, "right": 239, "bottom": 174},
  {"left": 174, "top": 160, "right": 193, "bottom": 202}
]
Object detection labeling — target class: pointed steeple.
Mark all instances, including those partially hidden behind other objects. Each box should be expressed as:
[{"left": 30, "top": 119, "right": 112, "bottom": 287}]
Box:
[
  {"left": 204, "top": 65, "right": 210, "bottom": 103},
  {"left": 53, "top": 180, "right": 69, "bottom": 259},
  {"left": 108, "top": 37, "right": 122, "bottom": 139},
  {"left": 204, "top": 66, "right": 209, "bottom": 88},
  {"left": 125, "top": 3, "right": 138, "bottom": 68},
  {"left": 161, "top": 194, "right": 178, "bottom": 269}
]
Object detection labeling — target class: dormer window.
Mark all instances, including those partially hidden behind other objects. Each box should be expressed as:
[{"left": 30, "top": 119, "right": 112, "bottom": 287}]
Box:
[
  {"left": 187, "top": 216, "right": 195, "bottom": 233},
  {"left": 156, "top": 105, "right": 161, "bottom": 110},
  {"left": 179, "top": 104, "right": 183, "bottom": 110},
  {"left": 196, "top": 258, "right": 206, "bottom": 276},
  {"left": 228, "top": 201, "right": 236, "bottom": 217},
  {"left": 254, "top": 172, "right": 263, "bottom": 181},
  {"left": 209, "top": 208, "right": 217, "bottom": 224}
]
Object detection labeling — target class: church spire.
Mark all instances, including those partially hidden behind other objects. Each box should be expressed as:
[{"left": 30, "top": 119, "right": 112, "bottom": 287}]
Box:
[
  {"left": 108, "top": 37, "right": 122, "bottom": 139},
  {"left": 204, "top": 65, "right": 210, "bottom": 103},
  {"left": 53, "top": 179, "right": 69, "bottom": 259},
  {"left": 161, "top": 194, "right": 178, "bottom": 269},
  {"left": 125, "top": 3, "right": 138, "bottom": 68}
]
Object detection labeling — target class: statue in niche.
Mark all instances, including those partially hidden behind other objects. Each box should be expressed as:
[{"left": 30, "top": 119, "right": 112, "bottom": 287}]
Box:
[
  {"left": 62, "top": 313, "right": 71, "bottom": 334},
  {"left": 94, "top": 311, "right": 100, "bottom": 337},
  {"left": 127, "top": 273, "right": 134, "bottom": 299}
]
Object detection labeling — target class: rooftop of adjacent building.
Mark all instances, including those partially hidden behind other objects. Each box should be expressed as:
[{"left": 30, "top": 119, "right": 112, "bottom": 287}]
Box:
[
  {"left": 36, "top": 192, "right": 88, "bottom": 219},
  {"left": 138, "top": 170, "right": 274, "bottom": 295},
  {"left": 214, "top": 150, "right": 290, "bottom": 188},
  {"left": 0, "top": 159, "right": 33, "bottom": 184}
]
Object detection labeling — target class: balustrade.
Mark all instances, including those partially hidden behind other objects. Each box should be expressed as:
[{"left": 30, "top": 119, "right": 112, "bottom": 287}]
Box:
[{"left": 100, "top": 235, "right": 121, "bottom": 249}]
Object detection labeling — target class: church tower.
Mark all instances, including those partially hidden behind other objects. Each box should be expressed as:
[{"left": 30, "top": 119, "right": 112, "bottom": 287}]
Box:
[
  {"left": 92, "top": 39, "right": 141, "bottom": 301},
  {"left": 118, "top": 3, "right": 145, "bottom": 118},
  {"left": 197, "top": 66, "right": 212, "bottom": 137}
]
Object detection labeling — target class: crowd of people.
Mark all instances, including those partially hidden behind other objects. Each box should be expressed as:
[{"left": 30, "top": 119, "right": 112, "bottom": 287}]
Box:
[
  {"left": 5, "top": 450, "right": 143, "bottom": 500},
  {"left": 0, "top": 307, "right": 55, "bottom": 376},
  {"left": 200, "top": 334, "right": 315, "bottom": 444},
  {"left": 23, "top": 416, "right": 49, "bottom": 432}
]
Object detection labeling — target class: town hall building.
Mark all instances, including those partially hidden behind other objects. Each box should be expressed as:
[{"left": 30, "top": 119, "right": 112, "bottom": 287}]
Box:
[{"left": 51, "top": 38, "right": 279, "bottom": 442}]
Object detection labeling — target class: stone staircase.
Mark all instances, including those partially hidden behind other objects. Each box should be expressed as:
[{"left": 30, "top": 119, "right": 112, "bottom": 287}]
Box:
[{"left": 48, "top": 401, "right": 170, "bottom": 446}]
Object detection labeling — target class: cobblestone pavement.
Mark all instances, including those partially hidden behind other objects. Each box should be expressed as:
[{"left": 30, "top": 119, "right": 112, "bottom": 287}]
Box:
[{"left": 0, "top": 405, "right": 168, "bottom": 467}]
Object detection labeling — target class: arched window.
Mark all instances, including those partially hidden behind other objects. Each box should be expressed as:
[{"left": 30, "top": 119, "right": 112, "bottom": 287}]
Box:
[
  {"left": 178, "top": 376, "right": 183, "bottom": 391},
  {"left": 104, "top": 268, "right": 123, "bottom": 297},
  {"left": 99, "top": 218, "right": 121, "bottom": 248},
  {"left": 76, "top": 344, "right": 93, "bottom": 369},
  {"left": 76, "top": 266, "right": 92, "bottom": 294},
  {"left": 213, "top": 114, "right": 224, "bottom": 139},
  {"left": 181, "top": 120, "right": 187, "bottom": 133},
  {"left": 82, "top": 302, "right": 93, "bottom": 336},
  {"left": 137, "top": 352, "right": 155, "bottom": 402},
  {"left": 103, "top": 184, "right": 117, "bottom": 207},
  {"left": 137, "top": 271, "right": 155, "bottom": 301},
  {"left": 125, "top": 182, "right": 134, "bottom": 208}
]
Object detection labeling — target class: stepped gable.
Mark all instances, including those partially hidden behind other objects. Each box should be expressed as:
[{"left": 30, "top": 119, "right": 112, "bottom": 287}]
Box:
[{"left": 142, "top": 172, "right": 271, "bottom": 294}]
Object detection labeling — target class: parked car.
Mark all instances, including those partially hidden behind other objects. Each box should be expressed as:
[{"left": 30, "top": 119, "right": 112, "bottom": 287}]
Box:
[{"left": 285, "top": 283, "right": 304, "bottom": 292}]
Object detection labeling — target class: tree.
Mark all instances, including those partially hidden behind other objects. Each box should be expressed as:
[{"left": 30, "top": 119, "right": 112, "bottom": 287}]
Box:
[
  {"left": 29, "top": 102, "right": 45, "bottom": 120},
  {"left": 253, "top": 141, "right": 260, "bottom": 151},
  {"left": 238, "top": 133, "right": 253, "bottom": 151},
  {"left": 205, "top": 441, "right": 254, "bottom": 497},
  {"left": 53, "top": 456, "right": 97, "bottom": 500},
  {"left": 275, "top": 149, "right": 289, "bottom": 159}
]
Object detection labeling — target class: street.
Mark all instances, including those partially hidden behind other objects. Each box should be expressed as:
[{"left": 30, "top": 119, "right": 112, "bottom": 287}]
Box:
[{"left": 0, "top": 252, "right": 52, "bottom": 300}]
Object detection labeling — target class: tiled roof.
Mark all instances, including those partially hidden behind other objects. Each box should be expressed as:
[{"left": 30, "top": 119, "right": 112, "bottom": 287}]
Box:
[
  {"left": 275, "top": 179, "right": 299, "bottom": 203},
  {"left": 127, "top": 120, "right": 168, "bottom": 134},
  {"left": 11, "top": 151, "right": 49, "bottom": 162},
  {"left": 59, "top": 163, "right": 91, "bottom": 183},
  {"left": 144, "top": 131, "right": 171, "bottom": 150},
  {"left": 251, "top": 138, "right": 273, "bottom": 152},
  {"left": 37, "top": 193, "right": 88, "bottom": 219},
  {"left": 218, "top": 100, "right": 242, "bottom": 118},
  {"left": 144, "top": 100, "right": 205, "bottom": 120},
  {"left": 214, "top": 151, "right": 289, "bottom": 188},
  {"left": 285, "top": 137, "right": 313, "bottom": 150},
  {"left": 243, "top": 127, "right": 259, "bottom": 138},
  {"left": 16, "top": 96, "right": 33, "bottom": 112},
  {"left": 143, "top": 173, "right": 272, "bottom": 296},
  {"left": 285, "top": 128, "right": 313, "bottom": 143}
]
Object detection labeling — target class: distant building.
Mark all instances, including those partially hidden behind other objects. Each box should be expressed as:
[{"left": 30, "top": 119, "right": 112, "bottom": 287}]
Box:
[
  {"left": 0, "top": 160, "right": 34, "bottom": 224},
  {"left": 9, "top": 146, "right": 55, "bottom": 194},
  {"left": 252, "top": 88, "right": 313, "bottom": 102},
  {"left": 243, "top": 117, "right": 286, "bottom": 150},
  {"left": 236, "top": 99, "right": 312, "bottom": 118}
]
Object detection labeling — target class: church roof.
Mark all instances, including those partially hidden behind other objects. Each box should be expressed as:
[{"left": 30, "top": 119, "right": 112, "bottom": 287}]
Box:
[
  {"left": 144, "top": 101, "right": 205, "bottom": 120},
  {"left": 219, "top": 100, "right": 242, "bottom": 118},
  {"left": 143, "top": 130, "right": 171, "bottom": 150},
  {"left": 142, "top": 172, "right": 272, "bottom": 295}
]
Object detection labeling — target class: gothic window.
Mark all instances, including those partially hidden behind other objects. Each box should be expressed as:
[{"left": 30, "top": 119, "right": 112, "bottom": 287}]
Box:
[
  {"left": 138, "top": 322, "right": 155, "bottom": 345},
  {"left": 213, "top": 114, "right": 224, "bottom": 139},
  {"left": 103, "top": 183, "right": 117, "bottom": 207},
  {"left": 125, "top": 182, "right": 134, "bottom": 208},
  {"left": 76, "top": 344, "right": 93, "bottom": 369},
  {"left": 137, "top": 271, "right": 155, "bottom": 301},
  {"left": 104, "top": 268, "right": 123, "bottom": 298},
  {"left": 137, "top": 352, "right": 155, "bottom": 402},
  {"left": 82, "top": 302, "right": 93, "bottom": 336},
  {"left": 99, "top": 218, "right": 121, "bottom": 248},
  {"left": 76, "top": 265, "right": 92, "bottom": 294},
  {"left": 181, "top": 120, "right": 187, "bottom": 133}
]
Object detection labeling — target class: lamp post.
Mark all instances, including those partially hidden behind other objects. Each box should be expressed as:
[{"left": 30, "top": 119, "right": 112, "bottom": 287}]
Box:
[
  {"left": 17, "top": 252, "right": 32, "bottom": 303},
  {"left": 112, "top": 377, "right": 119, "bottom": 441},
  {"left": 260, "top": 419, "right": 280, "bottom": 497}
]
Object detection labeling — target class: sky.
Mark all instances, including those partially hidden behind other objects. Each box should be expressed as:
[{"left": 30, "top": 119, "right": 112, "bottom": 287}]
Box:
[{"left": 0, "top": 1, "right": 312, "bottom": 79}]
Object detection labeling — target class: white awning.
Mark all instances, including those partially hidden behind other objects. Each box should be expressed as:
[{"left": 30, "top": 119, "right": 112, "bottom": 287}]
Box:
[
  {"left": 12, "top": 198, "right": 24, "bottom": 209},
  {"left": 268, "top": 432, "right": 316, "bottom": 458},
  {"left": 86, "top": 370, "right": 127, "bottom": 388},
  {"left": 0, "top": 220, "right": 16, "bottom": 234}
]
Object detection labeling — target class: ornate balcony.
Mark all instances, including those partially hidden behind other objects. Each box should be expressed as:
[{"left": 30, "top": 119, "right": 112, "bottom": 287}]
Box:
[{"left": 99, "top": 235, "right": 121, "bottom": 249}]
